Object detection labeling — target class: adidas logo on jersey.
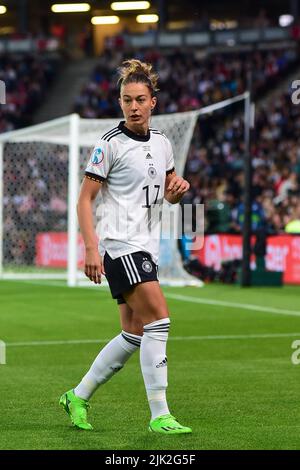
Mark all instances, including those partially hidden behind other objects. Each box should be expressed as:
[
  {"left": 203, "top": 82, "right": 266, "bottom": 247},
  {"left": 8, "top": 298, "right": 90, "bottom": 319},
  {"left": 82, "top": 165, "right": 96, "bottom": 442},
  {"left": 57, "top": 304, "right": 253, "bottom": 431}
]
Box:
[{"left": 146, "top": 153, "right": 152, "bottom": 159}]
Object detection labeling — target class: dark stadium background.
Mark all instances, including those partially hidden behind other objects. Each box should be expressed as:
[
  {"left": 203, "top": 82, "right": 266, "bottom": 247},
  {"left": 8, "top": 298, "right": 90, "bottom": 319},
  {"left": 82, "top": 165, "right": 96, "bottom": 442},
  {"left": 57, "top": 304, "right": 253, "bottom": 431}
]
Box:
[{"left": 0, "top": 1, "right": 298, "bottom": 29}]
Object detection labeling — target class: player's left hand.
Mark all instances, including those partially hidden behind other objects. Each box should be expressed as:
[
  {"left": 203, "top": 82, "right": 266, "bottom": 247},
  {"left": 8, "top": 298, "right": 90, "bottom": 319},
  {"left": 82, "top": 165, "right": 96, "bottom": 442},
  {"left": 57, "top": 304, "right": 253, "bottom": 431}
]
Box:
[{"left": 167, "top": 176, "right": 190, "bottom": 197}]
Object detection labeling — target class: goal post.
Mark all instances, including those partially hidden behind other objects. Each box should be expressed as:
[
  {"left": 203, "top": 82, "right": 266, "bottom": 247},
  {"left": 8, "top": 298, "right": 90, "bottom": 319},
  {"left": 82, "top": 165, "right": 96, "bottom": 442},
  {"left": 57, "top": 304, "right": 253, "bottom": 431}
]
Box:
[
  {"left": 0, "top": 92, "right": 249, "bottom": 287},
  {"left": 0, "top": 140, "right": 3, "bottom": 278},
  {"left": 68, "top": 113, "right": 80, "bottom": 287}
]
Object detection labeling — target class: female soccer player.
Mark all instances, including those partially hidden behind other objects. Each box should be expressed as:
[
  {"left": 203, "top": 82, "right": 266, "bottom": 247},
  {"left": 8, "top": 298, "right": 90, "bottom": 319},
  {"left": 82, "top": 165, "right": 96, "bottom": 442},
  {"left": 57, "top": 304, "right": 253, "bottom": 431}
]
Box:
[{"left": 59, "top": 59, "right": 192, "bottom": 434}]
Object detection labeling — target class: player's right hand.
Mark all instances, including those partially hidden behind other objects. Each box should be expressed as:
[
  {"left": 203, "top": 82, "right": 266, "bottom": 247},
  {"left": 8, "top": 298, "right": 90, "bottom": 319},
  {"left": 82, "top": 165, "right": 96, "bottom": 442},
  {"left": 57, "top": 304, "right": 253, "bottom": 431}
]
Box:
[{"left": 84, "top": 248, "right": 105, "bottom": 284}]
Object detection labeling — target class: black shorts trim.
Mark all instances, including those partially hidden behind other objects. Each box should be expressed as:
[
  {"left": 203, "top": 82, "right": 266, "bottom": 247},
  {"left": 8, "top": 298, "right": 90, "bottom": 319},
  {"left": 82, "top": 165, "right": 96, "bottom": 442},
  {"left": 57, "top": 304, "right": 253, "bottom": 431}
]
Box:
[{"left": 103, "top": 251, "right": 158, "bottom": 302}]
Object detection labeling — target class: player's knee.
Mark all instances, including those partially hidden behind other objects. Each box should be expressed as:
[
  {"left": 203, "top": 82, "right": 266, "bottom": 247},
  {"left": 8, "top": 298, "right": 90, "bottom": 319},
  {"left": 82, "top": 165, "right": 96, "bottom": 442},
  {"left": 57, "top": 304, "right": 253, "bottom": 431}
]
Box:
[
  {"left": 141, "top": 307, "right": 169, "bottom": 325},
  {"left": 124, "top": 321, "right": 143, "bottom": 336},
  {"left": 127, "top": 315, "right": 143, "bottom": 335},
  {"left": 147, "top": 301, "right": 169, "bottom": 319}
]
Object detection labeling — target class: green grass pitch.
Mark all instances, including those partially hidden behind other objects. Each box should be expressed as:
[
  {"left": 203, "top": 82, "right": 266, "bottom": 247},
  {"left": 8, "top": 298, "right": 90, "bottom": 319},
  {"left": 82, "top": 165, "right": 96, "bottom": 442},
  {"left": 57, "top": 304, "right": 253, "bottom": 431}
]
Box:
[{"left": 1, "top": 279, "right": 300, "bottom": 450}]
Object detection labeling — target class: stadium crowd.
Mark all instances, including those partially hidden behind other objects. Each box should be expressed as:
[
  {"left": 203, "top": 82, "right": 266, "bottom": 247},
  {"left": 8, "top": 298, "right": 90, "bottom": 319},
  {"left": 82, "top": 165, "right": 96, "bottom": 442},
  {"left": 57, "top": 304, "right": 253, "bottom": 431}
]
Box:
[
  {"left": 3, "top": 144, "right": 68, "bottom": 265},
  {"left": 3, "top": 45, "right": 300, "bottom": 267},
  {"left": 0, "top": 53, "right": 60, "bottom": 133},
  {"left": 73, "top": 47, "right": 297, "bottom": 118},
  {"left": 74, "top": 46, "right": 300, "bottom": 236},
  {"left": 183, "top": 90, "right": 300, "bottom": 235}
]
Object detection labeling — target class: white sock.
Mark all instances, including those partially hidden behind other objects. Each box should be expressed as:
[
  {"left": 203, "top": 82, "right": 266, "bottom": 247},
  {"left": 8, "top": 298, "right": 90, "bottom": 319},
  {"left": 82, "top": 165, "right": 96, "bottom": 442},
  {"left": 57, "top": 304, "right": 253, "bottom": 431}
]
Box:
[
  {"left": 140, "top": 318, "right": 171, "bottom": 420},
  {"left": 74, "top": 331, "right": 141, "bottom": 400}
]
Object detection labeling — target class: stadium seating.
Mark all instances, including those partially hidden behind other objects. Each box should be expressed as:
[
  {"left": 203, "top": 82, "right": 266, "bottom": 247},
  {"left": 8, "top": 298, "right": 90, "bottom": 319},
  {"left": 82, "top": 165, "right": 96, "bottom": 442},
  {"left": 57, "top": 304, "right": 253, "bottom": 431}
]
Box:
[
  {"left": 0, "top": 52, "right": 61, "bottom": 132},
  {"left": 2, "top": 45, "right": 300, "bottom": 267},
  {"left": 183, "top": 90, "right": 300, "bottom": 235},
  {"left": 73, "top": 48, "right": 297, "bottom": 118},
  {"left": 73, "top": 46, "right": 300, "bottom": 235}
]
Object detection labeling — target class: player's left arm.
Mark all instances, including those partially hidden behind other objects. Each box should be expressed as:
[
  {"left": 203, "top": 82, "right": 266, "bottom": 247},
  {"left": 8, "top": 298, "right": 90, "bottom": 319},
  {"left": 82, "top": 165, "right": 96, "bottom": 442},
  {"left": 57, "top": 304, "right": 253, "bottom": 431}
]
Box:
[{"left": 164, "top": 170, "right": 190, "bottom": 204}]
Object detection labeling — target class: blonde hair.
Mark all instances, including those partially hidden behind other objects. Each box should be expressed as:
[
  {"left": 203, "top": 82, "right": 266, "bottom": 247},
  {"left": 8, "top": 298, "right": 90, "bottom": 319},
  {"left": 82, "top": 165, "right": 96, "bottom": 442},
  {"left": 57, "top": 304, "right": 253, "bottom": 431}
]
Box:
[{"left": 118, "top": 58, "right": 159, "bottom": 96}]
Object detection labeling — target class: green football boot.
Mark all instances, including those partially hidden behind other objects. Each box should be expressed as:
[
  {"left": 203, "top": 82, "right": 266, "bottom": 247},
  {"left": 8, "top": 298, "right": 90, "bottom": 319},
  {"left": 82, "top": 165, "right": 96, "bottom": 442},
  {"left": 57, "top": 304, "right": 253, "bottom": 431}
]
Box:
[
  {"left": 149, "top": 414, "right": 192, "bottom": 434},
  {"left": 59, "top": 389, "right": 93, "bottom": 430}
]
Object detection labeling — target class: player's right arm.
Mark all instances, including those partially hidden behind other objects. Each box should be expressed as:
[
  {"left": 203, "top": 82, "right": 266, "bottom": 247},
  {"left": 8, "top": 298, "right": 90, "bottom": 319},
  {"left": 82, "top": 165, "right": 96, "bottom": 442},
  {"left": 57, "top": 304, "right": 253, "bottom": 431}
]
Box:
[
  {"left": 77, "top": 177, "right": 104, "bottom": 284},
  {"left": 80, "top": 136, "right": 115, "bottom": 283}
]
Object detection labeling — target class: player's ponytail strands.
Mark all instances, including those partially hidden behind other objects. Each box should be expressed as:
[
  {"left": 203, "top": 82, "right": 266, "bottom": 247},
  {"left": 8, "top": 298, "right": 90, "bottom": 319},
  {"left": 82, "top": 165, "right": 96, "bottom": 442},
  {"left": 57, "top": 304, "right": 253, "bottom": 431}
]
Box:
[{"left": 118, "top": 58, "right": 159, "bottom": 96}]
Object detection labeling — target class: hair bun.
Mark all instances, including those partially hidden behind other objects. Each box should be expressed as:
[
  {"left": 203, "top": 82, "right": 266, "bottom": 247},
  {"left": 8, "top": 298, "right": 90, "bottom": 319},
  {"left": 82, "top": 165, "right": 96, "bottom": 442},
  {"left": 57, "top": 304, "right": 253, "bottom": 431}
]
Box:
[{"left": 118, "top": 58, "right": 159, "bottom": 95}]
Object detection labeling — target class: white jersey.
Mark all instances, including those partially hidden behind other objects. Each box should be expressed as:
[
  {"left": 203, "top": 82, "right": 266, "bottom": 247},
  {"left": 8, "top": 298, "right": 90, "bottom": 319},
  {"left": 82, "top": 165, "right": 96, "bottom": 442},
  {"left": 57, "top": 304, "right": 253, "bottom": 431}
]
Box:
[{"left": 85, "top": 121, "right": 175, "bottom": 264}]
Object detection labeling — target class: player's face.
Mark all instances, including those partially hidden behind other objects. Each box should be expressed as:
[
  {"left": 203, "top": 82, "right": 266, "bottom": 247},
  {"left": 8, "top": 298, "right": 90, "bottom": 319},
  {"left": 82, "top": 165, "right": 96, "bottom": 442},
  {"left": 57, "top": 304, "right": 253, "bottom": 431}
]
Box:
[{"left": 119, "top": 82, "right": 157, "bottom": 132}]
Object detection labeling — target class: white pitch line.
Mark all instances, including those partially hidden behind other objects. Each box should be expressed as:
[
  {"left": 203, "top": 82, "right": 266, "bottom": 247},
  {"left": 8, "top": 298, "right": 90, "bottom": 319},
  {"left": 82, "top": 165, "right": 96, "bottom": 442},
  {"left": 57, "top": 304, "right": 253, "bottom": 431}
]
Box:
[
  {"left": 17, "top": 280, "right": 110, "bottom": 290},
  {"left": 164, "top": 293, "right": 300, "bottom": 317},
  {"left": 5, "top": 332, "right": 300, "bottom": 347},
  {"left": 6, "top": 339, "right": 110, "bottom": 347},
  {"left": 6, "top": 280, "right": 300, "bottom": 317}
]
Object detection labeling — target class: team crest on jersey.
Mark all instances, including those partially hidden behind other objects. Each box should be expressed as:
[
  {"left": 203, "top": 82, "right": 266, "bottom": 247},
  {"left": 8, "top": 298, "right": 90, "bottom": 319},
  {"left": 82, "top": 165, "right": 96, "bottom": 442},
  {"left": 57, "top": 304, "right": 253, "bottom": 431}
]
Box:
[
  {"left": 142, "top": 260, "right": 153, "bottom": 273},
  {"left": 148, "top": 167, "right": 157, "bottom": 179},
  {"left": 91, "top": 148, "right": 104, "bottom": 166}
]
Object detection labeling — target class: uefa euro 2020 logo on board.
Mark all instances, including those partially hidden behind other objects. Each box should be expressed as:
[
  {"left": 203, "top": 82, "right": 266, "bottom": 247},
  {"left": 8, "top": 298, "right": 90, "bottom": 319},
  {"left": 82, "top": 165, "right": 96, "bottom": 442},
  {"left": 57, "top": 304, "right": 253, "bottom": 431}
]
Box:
[{"left": 0, "top": 80, "right": 6, "bottom": 104}]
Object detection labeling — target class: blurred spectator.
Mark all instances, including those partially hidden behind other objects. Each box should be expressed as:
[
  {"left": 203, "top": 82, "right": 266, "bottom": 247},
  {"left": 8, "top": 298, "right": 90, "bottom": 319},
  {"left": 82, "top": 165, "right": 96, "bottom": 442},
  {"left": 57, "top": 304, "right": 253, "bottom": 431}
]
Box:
[
  {"left": 285, "top": 204, "right": 300, "bottom": 233},
  {"left": 3, "top": 144, "right": 69, "bottom": 265},
  {"left": 74, "top": 47, "right": 296, "bottom": 118},
  {"left": 184, "top": 89, "right": 300, "bottom": 235},
  {"left": 236, "top": 199, "right": 266, "bottom": 232},
  {"left": 0, "top": 53, "right": 61, "bottom": 133},
  {"left": 79, "top": 24, "right": 94, "bottom": 57},
  {"left": 3, "top": 46, "right": 300, "bottom": 267},
  {"left": 50, "top": 21, "right": 67, "bottom": 47},
  {"left": 254, "top": 9, "right": 270, "bottom": 28},
  {"left": 206, "top": 190, "right": 238, "bottom": 233}
]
